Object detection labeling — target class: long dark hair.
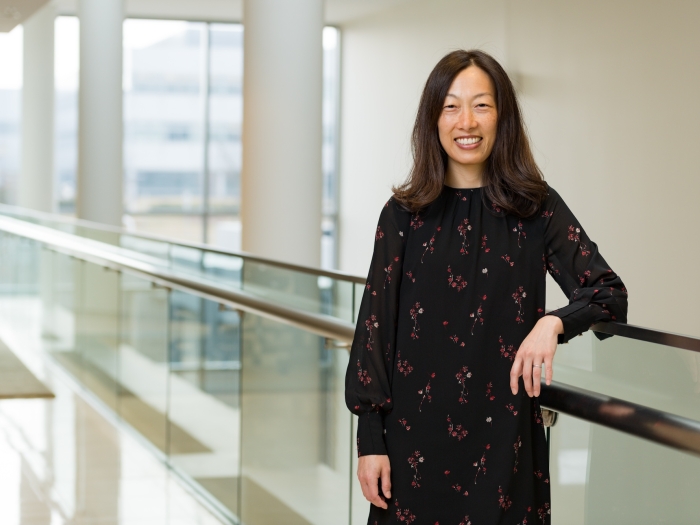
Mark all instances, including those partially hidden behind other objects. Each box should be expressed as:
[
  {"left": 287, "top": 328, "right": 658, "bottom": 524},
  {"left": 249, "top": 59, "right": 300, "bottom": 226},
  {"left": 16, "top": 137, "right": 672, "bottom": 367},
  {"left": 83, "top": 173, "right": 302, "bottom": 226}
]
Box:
[{"left": 393, "top": 49, "right": 547, "bottom": 217}]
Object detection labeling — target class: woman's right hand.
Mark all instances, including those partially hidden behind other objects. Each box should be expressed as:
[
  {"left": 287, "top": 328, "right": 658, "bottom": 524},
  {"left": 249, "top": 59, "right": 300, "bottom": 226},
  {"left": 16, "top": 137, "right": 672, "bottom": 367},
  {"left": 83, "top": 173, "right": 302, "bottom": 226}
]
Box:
[{"left": 357, "top": 454, "right": 392, "bottom": 509}]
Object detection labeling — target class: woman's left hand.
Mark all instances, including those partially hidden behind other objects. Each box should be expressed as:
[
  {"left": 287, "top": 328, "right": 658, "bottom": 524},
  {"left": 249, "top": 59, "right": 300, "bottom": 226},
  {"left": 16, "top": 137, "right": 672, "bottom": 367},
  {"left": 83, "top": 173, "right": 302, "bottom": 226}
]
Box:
[{"left": 510, "top": 316, "right": 564, "bottom": 397}]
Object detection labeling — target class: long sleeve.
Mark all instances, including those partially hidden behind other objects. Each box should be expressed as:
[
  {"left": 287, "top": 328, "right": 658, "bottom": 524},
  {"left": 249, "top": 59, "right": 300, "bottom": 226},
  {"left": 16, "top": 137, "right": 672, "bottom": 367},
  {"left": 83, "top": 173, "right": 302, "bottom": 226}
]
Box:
[
  {"left": 542, "top": 186, "right": 628, "bottom": 343},
  {"left": 345, "top": 198, "right": 409, "bottom": 457}
]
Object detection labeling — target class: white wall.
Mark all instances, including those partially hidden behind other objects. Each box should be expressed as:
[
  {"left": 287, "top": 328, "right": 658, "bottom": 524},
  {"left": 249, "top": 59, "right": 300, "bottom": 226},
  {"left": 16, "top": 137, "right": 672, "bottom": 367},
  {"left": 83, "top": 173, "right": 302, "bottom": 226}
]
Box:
[
  {"left": 338, "top": 0, "right": 507, "bottom": 273},
  {"left": 338, "top": 0, "right": 700, "bottom": 337}
]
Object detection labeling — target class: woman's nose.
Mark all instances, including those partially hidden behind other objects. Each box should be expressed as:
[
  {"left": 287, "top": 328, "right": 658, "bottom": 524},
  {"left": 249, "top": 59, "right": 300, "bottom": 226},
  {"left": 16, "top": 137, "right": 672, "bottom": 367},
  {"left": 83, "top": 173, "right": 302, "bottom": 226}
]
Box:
[{"left": 459, "top": 109, "right": 476, "bottom": 130}]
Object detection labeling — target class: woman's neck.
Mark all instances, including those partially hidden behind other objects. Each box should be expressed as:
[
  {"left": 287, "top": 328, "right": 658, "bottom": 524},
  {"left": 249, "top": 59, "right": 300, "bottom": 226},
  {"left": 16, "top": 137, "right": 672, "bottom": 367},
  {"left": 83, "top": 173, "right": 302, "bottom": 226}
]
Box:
[{"left": 444, "top": 161, "right": 484, "bottom": 188}]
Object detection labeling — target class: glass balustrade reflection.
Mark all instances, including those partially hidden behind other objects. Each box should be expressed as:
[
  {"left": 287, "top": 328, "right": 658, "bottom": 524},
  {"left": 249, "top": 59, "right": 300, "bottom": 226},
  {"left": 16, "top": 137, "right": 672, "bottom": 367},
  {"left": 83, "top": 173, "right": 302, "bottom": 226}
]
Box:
[
  {"left": 553, "top": 330, "right": 700, "bottom": 421},
  {"left": 549, "top": 411, "right": 700, "bottom": 525},
  {"left": 0, "top": 207, "right": 362, "bottom": 326},
  {"left": 239, "top": 312, "right": 351, "bottom": 525},
  {"left": 0, "top": 229, "right": 354, "bottom": 524},
  {"left": 119, "top": 273, "right": 171, "bottom": 452}
]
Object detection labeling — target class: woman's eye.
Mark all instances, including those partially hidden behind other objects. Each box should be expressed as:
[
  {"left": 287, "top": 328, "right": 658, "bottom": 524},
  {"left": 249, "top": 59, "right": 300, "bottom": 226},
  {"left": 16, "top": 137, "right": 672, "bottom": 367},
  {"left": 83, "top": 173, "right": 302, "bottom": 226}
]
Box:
[{"left": 444, "top": 104, "right": 457, "bottom": 109}]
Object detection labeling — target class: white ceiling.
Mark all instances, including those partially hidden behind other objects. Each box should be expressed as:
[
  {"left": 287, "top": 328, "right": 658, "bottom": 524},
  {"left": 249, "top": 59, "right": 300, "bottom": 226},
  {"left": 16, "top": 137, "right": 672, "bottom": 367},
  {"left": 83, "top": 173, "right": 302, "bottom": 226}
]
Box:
[{"left": 0, "top": 0, "right": 50, "bottom": 31}]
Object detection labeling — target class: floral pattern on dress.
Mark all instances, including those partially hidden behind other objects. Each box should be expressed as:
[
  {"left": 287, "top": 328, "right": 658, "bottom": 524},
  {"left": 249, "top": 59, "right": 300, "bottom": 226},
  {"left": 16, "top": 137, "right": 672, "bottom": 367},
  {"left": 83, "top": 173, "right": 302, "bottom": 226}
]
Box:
[
  {"left": 345, "top": 188, "right": 628, "bottom": 524},
  {"left": 447, "top": 266, "right": 468, "bottom": 291},
  {"left": 408, "top": 451, "right": 424, "bottom": 488},
  {"left": 456, "top": 366, "right": 471, "bottom": 404}
]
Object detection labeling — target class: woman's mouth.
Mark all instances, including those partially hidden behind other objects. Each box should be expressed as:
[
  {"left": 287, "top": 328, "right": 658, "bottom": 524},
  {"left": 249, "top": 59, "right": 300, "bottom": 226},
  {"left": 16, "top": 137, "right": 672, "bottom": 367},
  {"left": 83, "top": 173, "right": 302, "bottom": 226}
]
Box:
[{"left": 455, "top": 137, "right": 482, "bottom": 148}]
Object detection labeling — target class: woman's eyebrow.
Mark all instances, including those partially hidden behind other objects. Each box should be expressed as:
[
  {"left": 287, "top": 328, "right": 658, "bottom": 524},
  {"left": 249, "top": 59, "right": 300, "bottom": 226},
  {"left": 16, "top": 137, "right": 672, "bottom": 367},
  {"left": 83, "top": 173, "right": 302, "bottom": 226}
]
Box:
[{"left": 445, "top": 92, "right": 492, "bottom": 99}]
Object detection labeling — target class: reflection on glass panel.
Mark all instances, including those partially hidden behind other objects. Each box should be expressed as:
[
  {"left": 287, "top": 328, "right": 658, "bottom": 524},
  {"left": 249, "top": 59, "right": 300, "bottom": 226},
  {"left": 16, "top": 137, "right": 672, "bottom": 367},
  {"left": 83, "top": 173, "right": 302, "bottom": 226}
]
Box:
[
  {"left": 119, "top": 272, "right": 170, "bottom": 451},
  {"left": 243, "top": 261, "right": 322, "bottom": 315},
  {"left": 74, "top": 261, "right": 120, "bottom": 410},
  {"left": 549, "top": 412, "right": 700, "bottom": 524},
  {"left": 169, "top": 293, "right": 242, "bottom": 517},
  {"left": 553, "top": 330, "right": 700, "bottom": 422},
  {"left": 240, "top": 313, "right": 350, "bottom": 525},
  {"left": 0, "top": 25, "right": 23, "bottom": 206},
  {"left": 202, "top": 251, "right": 243, "bottom": 289}
]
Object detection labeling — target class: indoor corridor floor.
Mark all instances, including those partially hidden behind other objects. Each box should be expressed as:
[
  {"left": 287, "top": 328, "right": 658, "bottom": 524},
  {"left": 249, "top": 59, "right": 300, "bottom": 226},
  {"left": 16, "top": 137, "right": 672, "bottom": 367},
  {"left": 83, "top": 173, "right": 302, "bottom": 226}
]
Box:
[{"left": 0, "top": 349, "right": 229, "bottom": 525}]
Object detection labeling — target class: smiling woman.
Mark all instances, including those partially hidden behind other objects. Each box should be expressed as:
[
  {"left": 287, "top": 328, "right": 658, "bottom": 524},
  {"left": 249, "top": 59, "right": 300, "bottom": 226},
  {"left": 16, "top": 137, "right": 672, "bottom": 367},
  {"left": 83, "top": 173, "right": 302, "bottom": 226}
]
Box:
[
  {"left": 345, "top": 49, "right": 628, "bottom": 525},
  {"left": 393, "top": 49, "right": 547, "bottom": 217},
  {"left": 438, "top": 67, "right": 498, "bottom": 188}
]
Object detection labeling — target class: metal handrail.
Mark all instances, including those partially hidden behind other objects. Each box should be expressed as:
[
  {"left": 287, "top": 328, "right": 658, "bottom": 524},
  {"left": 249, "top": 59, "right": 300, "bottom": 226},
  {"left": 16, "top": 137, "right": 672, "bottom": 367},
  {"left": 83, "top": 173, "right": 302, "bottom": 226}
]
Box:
[
  {"left": 591, "top": 321, "right": 700, "bottom": 353},
  {"left": 3, "top": 210, "right": 700, "bottom": 353},
  {"left": 1, "top": 214, "right": 700, "bottom": 457},
  {"left": 0, "top": 215, "right": 355, "bottom": 342},
  {"left": 0, "top": 204, "right": 365, "bottom": 285},
  {"left": 540, "top": 381, "right": 700, "bottom": 457}
]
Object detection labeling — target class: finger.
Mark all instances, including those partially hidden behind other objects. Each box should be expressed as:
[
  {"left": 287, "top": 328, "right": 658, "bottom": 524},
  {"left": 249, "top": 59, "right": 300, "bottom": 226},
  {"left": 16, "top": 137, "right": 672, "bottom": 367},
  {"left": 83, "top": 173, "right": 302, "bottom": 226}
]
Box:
[
  {"left": 544, "top": 356, "right": 553, "bottom": 386},
  {"left": 371, "top": 479, "right": 388, "bottom": 509},
  {"left": 381, "top": 463, "right": 392, "bottom": 500},
  {"left": 510, "top": 355, "right": 522, "bottom": 395},
  {"left": 360, "top": 478, "right": 371, "bottom": 502},
  {"left": 522, "top": 357, "right": 533, "bottom": 397},
  {"left": 364, "top": 475, "right": 385, "bottom": 508},
  {"left": 532, "top": 362, "right": 542, "bottom": 397}
]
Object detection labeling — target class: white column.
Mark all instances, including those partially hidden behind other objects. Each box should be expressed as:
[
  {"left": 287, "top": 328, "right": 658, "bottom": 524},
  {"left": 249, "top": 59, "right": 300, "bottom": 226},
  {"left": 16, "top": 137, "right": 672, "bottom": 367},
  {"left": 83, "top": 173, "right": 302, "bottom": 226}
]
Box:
[
  {"left": 76, "top": 0, "right": 123, "bottom": 226},
  {"left": 241, "top": 0, "right": 323, "bottom": 267},
  {"left": 20, "top": 4, "right": 55, "bottom": 213}
]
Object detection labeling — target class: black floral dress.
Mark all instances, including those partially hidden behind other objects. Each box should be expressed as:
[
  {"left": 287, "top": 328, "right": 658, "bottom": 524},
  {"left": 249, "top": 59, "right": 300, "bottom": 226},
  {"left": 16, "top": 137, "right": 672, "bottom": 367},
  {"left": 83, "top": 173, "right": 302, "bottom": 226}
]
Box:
[{"left": 345, "top": 185, "right": 628, "bottom": 525}]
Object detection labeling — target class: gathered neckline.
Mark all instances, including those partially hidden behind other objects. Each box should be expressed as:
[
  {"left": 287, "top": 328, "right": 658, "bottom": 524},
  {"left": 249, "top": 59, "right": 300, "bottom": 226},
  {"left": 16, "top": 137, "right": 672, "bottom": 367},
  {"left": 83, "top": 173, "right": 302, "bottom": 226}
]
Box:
[{"left": 444, "top": 185, "right": 483, "bottom": 191}]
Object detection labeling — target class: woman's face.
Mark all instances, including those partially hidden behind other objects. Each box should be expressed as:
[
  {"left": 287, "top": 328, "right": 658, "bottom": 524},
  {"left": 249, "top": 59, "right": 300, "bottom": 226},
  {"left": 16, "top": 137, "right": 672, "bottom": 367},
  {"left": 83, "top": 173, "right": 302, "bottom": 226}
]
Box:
[{"left": 437, "top": 66, "right": 498, "bottom": 177}]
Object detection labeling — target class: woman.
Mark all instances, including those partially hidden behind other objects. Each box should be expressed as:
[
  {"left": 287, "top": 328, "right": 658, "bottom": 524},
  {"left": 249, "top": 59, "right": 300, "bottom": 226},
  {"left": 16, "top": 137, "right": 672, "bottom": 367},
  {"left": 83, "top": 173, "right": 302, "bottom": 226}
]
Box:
[{"left": 345, "top": 49, "right": 628, "bottom": 524}]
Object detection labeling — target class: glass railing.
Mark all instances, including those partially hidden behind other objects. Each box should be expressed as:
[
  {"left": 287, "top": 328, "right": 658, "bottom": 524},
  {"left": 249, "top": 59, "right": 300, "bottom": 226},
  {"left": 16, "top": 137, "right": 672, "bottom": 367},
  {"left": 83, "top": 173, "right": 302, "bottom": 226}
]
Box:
[
  {"left": 0, "top": 227, "right": 351, "bottom": 524},
  {"left": 0, "top": 212, "right": 699, "bottom": 525},
  {"left": 0, "top": 204, "right": 364, "bottom": 323}
]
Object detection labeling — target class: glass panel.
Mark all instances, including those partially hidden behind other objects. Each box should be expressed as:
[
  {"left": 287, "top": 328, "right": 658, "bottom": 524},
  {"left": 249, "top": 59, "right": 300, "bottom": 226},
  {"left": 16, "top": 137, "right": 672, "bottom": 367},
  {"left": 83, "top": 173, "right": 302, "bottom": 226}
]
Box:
[
  {"left": 170, "top": 243, "right": 204, "bottom": 275},
  {"left": 202, "top": 251, "right": 243, "bottom": 289},
  {"left": 169, "top": 294, "right": 242, "bottom": 517},
  {"left": 550, "top": 411, "right": 700, "bottom": 524},
  {"left": 73, "top": 260, "right": 121, "bottom": 411},
  {"left": 239, "top": 313, "right": 351, "bottom": 525},
  {"left": 43, "top": 251, "right": 78, "bottom": 372},
  {"left": 242, "top": 262, "right": 330, "bottom": 316},
  {"left": 119, "top": 272, "right": 170, "bottom": 451},
  {"left": 0, "top": 235, "right": 40, "bottom": 296},
  {"left": 553, "top": 330, "right": 700, "bottom": 421}
]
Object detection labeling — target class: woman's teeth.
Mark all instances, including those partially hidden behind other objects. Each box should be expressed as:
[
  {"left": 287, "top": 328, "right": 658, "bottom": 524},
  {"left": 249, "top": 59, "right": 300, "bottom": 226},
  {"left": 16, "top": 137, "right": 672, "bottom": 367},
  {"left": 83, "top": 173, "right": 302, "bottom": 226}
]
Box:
[{"left": 456, "top": 137, "right": 482, "bottom": 145}]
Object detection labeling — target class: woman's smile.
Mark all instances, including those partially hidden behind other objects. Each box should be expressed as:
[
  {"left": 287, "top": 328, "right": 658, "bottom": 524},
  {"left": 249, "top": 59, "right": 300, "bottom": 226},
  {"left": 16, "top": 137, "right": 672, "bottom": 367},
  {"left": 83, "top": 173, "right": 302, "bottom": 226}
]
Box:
[{"left": 454, "top": 136, "right": 483, "bottom": 148}]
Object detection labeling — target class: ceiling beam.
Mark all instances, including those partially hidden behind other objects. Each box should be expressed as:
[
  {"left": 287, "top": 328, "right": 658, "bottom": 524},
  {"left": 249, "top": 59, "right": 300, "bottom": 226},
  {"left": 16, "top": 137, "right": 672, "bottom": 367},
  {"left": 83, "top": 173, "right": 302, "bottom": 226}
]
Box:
[{"left": 0, "top": 0, "right": 52, "bottom": 32}]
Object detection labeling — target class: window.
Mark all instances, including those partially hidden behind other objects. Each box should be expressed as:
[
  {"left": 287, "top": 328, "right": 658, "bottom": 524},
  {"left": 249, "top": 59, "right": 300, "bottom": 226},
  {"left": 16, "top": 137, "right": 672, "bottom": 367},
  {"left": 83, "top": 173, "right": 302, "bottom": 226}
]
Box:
[
  {"left": 0, "top": 26, "right": 23, "bottom": 205},
  {"left": 53, "top": 18, "right": 340, "bottom": 263}
]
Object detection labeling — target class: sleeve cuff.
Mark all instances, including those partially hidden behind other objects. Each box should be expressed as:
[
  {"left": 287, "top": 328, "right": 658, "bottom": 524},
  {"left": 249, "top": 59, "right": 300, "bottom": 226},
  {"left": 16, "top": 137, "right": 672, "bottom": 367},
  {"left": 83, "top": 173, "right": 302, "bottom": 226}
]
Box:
[
  {"left": 356, "top": 410, "right": 387, "bottom": 457},
  {"left": 546, "top": 302, "right": 589, "bottom": 344}
]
